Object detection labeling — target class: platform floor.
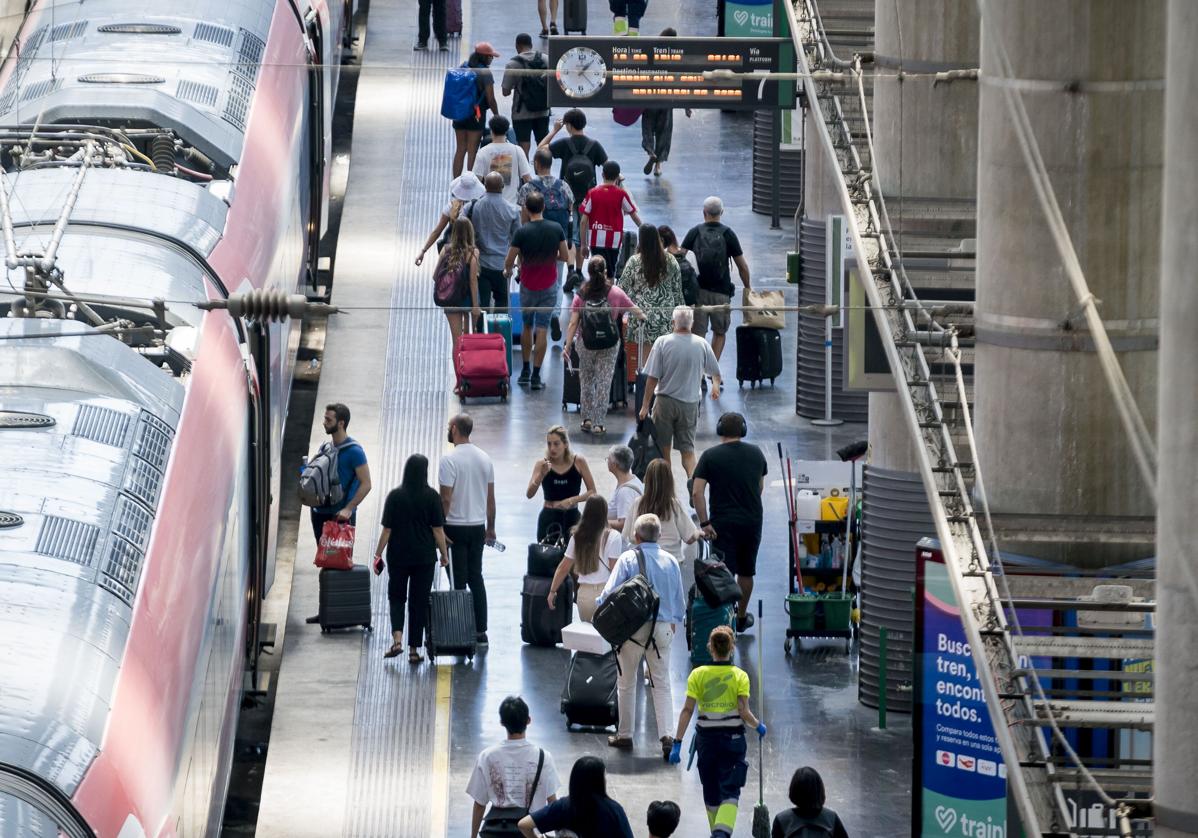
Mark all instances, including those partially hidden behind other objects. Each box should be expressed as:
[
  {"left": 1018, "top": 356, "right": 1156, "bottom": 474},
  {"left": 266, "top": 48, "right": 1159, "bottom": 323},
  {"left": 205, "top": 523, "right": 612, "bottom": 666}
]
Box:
[{"left": 254, "top": 0, "right": 912, "bottom": 834}]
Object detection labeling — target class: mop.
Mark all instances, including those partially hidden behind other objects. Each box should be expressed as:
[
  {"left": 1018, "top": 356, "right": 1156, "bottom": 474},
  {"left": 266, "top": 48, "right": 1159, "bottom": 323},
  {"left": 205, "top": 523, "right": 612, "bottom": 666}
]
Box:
[{"left": 751, "top": 598, "right": 770, "bottom": 837}]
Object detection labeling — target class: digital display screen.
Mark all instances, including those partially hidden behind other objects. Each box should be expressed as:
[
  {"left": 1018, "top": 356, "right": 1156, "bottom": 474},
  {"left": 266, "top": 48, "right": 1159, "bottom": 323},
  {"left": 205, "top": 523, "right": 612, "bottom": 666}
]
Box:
[{"left": 546, "top": 37, "right": 796, "bottom": 110}]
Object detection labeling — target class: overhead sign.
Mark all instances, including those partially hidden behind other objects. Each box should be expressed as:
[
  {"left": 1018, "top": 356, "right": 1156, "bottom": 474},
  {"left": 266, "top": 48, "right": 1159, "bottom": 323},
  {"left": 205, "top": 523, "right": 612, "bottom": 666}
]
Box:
[
  {"left": 720, "top": 0, "right": 774, "bottom": 37},
  {"left": 546, "top": 37, "right": 796, "bottom": 110}
]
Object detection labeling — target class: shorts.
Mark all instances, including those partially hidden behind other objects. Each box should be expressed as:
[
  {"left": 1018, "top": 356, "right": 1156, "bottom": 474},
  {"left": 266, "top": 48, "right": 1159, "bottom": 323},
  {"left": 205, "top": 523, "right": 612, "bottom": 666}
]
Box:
[
  {"left": 452, "top": 112, "right": 485, "bottom": 132},
  {"left": 520, "top": 280, "right": 561, "bottom": 330},
  {"left": 693, "top": 288, "right": 732, "bottom": 336},
  {"left": 513, "top": 115, "right": 550, "bottom": 144},
  {"left": 710, "top": 517, "right": 762, "bottom": 577},
  {"left": 651, "top": 394, "right": 699, "bottom": 453}
]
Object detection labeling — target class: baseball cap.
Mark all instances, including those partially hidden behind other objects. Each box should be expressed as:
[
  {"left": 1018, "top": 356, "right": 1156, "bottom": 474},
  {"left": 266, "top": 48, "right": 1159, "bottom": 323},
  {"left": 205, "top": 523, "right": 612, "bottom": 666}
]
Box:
[{"left": 474, "top": 41, "right": 500, "bottom": 57}]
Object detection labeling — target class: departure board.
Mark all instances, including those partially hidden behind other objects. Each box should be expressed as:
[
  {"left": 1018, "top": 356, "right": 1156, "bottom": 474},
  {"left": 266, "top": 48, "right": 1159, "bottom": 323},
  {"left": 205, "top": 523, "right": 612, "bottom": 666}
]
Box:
[{"left": 546, "top": 37, "right": 796, "bottom": 110}]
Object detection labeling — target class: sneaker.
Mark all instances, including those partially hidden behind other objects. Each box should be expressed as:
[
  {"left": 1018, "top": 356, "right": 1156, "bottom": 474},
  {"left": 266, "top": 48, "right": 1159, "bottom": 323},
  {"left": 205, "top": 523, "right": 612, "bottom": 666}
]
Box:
[
  {"left": 518, "top": 368, "right": 532, "bottom": 385},
  {"left": 564, "top": 269, "right": 583, "bottom": 294},
  {"left": 550, "top": 315, "right": 562, "bottom": 342},
  {"left": 414, "top": 41, "right": 428, "bottom": 50},
  {"left": 530, "top": 374, "right": 544, "bottom": 391},
  {"left": 305, "top": 614, "right": 321, "bottom": 624},
  {"left": 550, "top": 22, "right": 559, "bottom": 34},
  {"left": 476, "top": 632, "right": 489, "bottom": 645},
  {"left": 736, "top": 613, "right": 756, "bottom": 633},
  {"left": 613, "top": 16, "right": 628, "bottom": 35},
  {"left": 438, "top": 42, "right": 449, "bottom": 52},
  {"left": 628, "top": 27, "right": 638, "bottom": 35}
]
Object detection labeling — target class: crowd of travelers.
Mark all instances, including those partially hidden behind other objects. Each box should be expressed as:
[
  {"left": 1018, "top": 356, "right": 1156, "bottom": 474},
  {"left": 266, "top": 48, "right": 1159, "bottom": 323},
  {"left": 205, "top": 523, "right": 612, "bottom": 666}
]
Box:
[{"left": 293, "top": 24, "right": 852, "bottom": 838}]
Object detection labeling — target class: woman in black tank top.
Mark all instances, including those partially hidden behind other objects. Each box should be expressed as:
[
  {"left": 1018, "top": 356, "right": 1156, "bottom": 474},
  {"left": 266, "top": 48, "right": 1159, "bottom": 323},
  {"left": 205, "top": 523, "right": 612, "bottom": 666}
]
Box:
[{"left": 526, "top": 425, "right": 597, "bottom": 541}]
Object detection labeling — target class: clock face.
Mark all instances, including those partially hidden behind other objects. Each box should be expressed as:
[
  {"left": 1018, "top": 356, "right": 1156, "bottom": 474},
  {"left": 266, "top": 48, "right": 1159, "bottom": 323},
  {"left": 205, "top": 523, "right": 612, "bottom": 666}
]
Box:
[{"left": 555, "top": 46, "right": 607, "bottom": 99}]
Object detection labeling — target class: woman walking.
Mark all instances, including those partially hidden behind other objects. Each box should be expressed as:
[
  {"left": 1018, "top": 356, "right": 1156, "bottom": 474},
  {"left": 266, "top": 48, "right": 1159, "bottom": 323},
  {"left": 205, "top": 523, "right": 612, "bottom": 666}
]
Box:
[
  {"left": 414, "top": 172, "right": 485, "bottom": 267},
  {"left": 430, "top": 218, "right": 482, "bottom": 388},
  {"left": 547, "top": 496, "right": 622, "bottom": 621},
  {"left": 622, "top": 459, "right": 701, "bottom": 588},
  {"left": 618, "top": 224, "right": 682, "bottom": 375},
  {"left": 519, "top": 756, "right": 635, "bottom": 838},
  {"left": 639, "top": 29, "right": 692, "bottom": 175},
  {"left": 564, "top": 256, "right": 644, "bottom": 435},
  {"left": 668, "top": 625, "right": 768, "bottom": 837},
  {"left": 373, "top": 454, "right": 450, "bottom": 663},
  {"left": 452, "top": 43, "right": 502, "bottom": 177},
  {"left": 526, "top": 425, "right": 597, "bottom": 541}
]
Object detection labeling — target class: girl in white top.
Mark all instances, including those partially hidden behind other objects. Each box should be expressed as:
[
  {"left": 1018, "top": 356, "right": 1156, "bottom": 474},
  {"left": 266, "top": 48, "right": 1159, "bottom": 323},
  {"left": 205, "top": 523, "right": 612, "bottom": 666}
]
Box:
[
  {"left": 547, "top": 496, "right": 621, "bottom": 622},
  {"left": 621, "top": 459, "right": 701, "bottom": 589}
]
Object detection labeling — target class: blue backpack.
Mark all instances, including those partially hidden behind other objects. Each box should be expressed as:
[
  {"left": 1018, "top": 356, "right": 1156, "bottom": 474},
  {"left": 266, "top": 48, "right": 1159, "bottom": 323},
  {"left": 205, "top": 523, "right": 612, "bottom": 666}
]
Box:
[{"left": 441, "top": 62, "right": 480, "bottom": 121}]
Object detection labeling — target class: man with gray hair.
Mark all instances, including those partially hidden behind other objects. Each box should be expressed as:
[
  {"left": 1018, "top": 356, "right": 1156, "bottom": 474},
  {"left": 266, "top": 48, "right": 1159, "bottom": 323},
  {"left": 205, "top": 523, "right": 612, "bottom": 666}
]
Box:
[
  {"left": 606, "top": 443, "right": 643, "bottom": 541},
  {"left": 637, "top": 305, "right": 722, "bottom": 476},
  {"left": 596, "top": 513, "right": 686, "bottom": 757},
  {"left": 469, "top": 171, "right": 522, "bottom": 328},
  {"left": 678, "top": 195, "right": 752, "bottom": 360}
]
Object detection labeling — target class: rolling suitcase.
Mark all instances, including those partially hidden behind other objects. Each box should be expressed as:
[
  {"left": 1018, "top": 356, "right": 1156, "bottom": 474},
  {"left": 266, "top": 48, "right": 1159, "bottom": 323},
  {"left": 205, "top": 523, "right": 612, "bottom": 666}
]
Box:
[
  {"left": 445, "top": 0, "right": 463, "bottom": 38},
  {"left": 318, "top": 565, "right": 372, "bottom": 632},
  {"left": 510, "top": 286, "right": 523, "bottom": 345},
  {"left": 563, "top": 0, "right": 587, "bottom": 34},
  {"left": 686, "top": 584, "right": 734, "bottom": 665},
  {"left": 457, "top": 319, "right": 510, "bottom": 402},
  {"left": 561, "top": 650, "right": 619, "bottom": 730},
  {"left": 426, "top": 564, "right": 477, "bottom": 660},
  {"left": 522, "top": 574, "right": 575, "bottom": 646},
  {"left": 486, "top": 312, "right": 514, "bottom": 360},
  {"left": 562, "top": 346, "right": 626, "bottom": 411},
  {"left": 735, "top": 325, "right": 782, "bottom": 388}
]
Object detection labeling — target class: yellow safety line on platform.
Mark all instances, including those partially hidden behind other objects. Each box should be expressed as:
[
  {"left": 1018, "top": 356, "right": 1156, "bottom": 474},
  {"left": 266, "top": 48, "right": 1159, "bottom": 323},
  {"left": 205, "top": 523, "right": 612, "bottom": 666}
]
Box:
[{"left": 429, "top": 663, "right": 452, "bottom": 836}]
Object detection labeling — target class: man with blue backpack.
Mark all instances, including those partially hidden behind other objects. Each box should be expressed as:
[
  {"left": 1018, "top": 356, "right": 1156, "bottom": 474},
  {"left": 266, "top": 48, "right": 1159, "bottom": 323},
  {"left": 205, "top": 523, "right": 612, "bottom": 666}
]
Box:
[{"left": 444, "top": 42, "right": 502, "bottom": 177}]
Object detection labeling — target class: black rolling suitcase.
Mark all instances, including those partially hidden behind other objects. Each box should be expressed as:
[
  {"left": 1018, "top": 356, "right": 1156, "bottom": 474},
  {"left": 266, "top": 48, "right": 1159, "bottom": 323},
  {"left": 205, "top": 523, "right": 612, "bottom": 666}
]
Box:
[
  {"left": 563, "top": 0, "right": 587, "bottom": 34},
  {"left": 735, "top": 326, "right": 783, "bottom": 387},
  {"left": 426, "top": 564, "right": 477, "bottom": 660},
  {"left": 561, "top": 650, "right": 619, "bottom": 730},
  {"left": 522, "top": 574, "right": 574, "bottom": 645},
  {"left": 319, "top": 566, "right": 372, "bottom": 632},
  {"left": 562, "top": 346, "right": 627, "bottom": 411}
]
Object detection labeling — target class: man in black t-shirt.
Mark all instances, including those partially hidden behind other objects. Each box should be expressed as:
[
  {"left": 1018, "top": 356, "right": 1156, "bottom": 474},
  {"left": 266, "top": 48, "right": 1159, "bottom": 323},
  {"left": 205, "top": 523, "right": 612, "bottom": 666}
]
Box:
[
  {"left": 505, "top": 192, "right": 569, "bottom": 388},
  {"left": 538, "top": 108, "right": 608, "bottom": 251},
  {"left": 679, "top": 196, "right": 752, "bottom": 361},
  {"left": 690, "top": 412, "right": 767, "bottom": 633}
]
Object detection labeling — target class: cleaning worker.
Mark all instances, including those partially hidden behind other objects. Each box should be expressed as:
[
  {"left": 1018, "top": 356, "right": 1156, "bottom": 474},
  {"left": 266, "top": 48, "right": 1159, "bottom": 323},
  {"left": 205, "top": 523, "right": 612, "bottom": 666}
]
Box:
[{"left": 668, "top": 624, "right": 767, "bottom": 837}]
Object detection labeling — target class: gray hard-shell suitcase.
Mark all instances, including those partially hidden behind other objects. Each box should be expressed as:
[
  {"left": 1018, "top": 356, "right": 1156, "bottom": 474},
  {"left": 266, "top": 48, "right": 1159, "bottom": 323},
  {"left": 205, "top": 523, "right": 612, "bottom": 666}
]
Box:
[
  {"left": 563, "top": 0, "right": 587, "bottom": 34},
  {"left": 319, "top": 565, "right": 373, "bottom": 632},
  {"left": 426, "top": 564, "right": 477, "bottom": 660},
  {"left": 561, "top": 650, "right": 619, "bottom": 730},
  {"left": 521, "top": 574, "right": 575, "bottom": 646}
]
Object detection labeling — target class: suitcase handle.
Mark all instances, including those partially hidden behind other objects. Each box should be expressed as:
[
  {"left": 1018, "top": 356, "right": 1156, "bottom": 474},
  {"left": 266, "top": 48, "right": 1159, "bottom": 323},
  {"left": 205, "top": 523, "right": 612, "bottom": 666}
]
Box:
[{"left": 438, "top": 561, "right": 455, "bottom": 591}]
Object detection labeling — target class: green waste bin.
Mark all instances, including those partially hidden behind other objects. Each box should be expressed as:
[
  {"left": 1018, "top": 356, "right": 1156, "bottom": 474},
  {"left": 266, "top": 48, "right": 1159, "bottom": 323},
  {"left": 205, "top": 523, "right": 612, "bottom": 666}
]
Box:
[
  {"left": 786, "top": 595, "right": 817, "bottom": 632},
  {"left": 822, "top": 592, "right": 852, "bottom": 632}
]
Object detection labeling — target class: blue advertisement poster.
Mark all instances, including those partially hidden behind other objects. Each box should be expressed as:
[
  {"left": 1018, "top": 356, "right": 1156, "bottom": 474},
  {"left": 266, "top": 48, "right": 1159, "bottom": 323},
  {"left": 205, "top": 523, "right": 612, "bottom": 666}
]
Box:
[{"left": 913, "top": 542, "right": 1051, "bottom": 838}]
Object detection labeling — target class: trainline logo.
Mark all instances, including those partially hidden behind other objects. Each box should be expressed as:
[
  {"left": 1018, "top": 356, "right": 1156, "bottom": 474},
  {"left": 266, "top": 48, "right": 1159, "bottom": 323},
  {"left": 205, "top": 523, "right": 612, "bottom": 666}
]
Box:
[{"left": 933, "top": 805, "right": 1005, "bottom": 837}]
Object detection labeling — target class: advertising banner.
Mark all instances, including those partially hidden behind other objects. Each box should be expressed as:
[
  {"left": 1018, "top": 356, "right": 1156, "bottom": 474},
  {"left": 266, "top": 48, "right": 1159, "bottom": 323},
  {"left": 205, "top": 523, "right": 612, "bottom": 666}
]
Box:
[{"left": 721, "top": 0, "right": 774, "bottom": 37}]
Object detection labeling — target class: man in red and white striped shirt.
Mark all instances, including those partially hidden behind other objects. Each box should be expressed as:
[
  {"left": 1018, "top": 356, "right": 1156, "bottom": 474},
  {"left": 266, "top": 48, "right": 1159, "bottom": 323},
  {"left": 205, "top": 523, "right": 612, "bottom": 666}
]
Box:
[{"left": 579, "top": 160, "right": 643, "bottom": 279}]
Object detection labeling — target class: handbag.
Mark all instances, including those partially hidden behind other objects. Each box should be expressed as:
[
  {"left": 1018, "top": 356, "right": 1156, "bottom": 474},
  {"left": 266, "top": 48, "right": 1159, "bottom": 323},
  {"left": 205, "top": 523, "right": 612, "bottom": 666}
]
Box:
[
  {"left": 527, "top": 523, "right": 567, "bottom": 577},
  {"left": 694, "top": 544, "right": 742, "bottom": 607},
  {"left": 479, "top": 749, "right": 545, "bottom": 836},
  {"left": 741, "top": 288, "right": 786, "bottom": 330},
  {"left": 315, "top": 520, "right": 355, "bottom": 570}
]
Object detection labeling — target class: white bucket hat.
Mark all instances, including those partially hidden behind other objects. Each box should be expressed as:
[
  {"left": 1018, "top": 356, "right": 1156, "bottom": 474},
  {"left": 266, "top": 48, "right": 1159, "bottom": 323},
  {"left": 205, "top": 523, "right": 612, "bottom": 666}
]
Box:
[{"left": 450, "top": 172, "right": 485, "bottom": 201}]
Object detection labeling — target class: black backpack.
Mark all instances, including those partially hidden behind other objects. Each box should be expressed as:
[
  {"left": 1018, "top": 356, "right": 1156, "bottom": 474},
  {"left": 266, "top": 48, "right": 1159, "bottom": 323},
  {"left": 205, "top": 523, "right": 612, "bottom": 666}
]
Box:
[
  {"left": 563, "top": 136, "right": 598, "bottom": 201},
  {"left": 580, "top": 294, "right": 620, "bottom": 350},
  {"left": 678, "top": 256, "right": 700, "bottom": 305},
  {"left": 514, "top": 51, "right": 549, "bottom": 113},
  {"left": 694, "top": 546, "right": 742, "bottom": 607},
  {"left": 592, "top": 547, "right": 660, "bottom": 651},
  {"left": 694, "top": 224, "right": 729, "bottom": 284}
]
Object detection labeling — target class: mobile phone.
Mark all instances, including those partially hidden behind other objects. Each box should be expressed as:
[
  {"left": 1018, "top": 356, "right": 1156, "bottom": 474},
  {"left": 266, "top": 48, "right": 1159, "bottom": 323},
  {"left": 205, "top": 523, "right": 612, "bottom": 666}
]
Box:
[{"left": 373, "top": 555, "right": 385, "bottom": 575}]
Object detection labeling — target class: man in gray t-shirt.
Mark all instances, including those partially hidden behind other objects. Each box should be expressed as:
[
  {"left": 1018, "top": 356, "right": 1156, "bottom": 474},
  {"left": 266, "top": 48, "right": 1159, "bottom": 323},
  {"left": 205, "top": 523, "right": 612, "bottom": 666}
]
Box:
[
  {"left": 468, "top": 172, "right": 521, "bottom": 323},
  {"left": 502, "top": 33, "right": 552, "bottom": 156},
  {"left": 637, "top": 305, "right": 722, "bottom": 475}
]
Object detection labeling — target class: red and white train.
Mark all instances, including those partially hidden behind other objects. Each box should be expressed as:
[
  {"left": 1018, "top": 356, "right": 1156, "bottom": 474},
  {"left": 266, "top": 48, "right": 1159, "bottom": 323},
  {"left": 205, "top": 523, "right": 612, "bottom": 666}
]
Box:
[{"left": 0, "top": 1, "right": 351, "bottom": 835}]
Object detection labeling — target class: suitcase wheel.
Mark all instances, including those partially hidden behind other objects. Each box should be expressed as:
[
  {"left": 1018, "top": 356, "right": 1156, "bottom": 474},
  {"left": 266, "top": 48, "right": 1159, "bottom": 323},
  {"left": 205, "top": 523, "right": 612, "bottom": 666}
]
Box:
[{"left": 738, "top": 379, "right": 743, "bottom": 388}]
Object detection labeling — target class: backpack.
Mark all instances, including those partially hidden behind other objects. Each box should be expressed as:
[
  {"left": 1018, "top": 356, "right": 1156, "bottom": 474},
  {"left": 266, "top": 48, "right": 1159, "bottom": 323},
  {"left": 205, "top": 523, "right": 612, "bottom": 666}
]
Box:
[
  {"left": 298, "top": 439, "right": 356, "bottom": 507},
  {"left": 694, "top": 546, "right": 742, "bottom": 607},
  {"left": 441, "top": 62, "right": 481, "bottom": 121},
  {"left": 432, "top": 252, "right": 470, "bottom": 307},
  {"left": 514, "top": 51, "right": 549, "bottom": 113},
  {"left": 562, "top": 137, "right": 598, "bottom": 201},
  {"left": 775, "top": 808, "right": 837, "bottom": 838},
  {"left": 478, "top": 749, "right": 545, "bottom": 837},
  {"left": 694, "top": 224, "right": 729, "bottom": 285},
  {"left": 678, "top": 256, "right": 700, "bottom": 305},
  {"left": 535, "top": 176, "right": 570, "bottom": 213},
  {"left": 580, "top": 294, "right": 620, "bottom": 350},
  {"left": 592, "top": 547, "right": 660, "bottom": 652}
]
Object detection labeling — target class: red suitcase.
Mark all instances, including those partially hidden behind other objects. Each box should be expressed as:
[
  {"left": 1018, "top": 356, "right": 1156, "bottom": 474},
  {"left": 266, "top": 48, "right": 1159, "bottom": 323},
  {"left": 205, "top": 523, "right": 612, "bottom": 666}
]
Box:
[{"left": 456, "top": 320, "right": 509, "bottom": 402}]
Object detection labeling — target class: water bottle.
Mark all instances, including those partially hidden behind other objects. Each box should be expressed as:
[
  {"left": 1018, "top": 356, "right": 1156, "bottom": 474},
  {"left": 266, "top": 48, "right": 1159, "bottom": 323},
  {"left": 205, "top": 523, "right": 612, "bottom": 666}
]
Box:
[{"left": 485, "top": 539, "right": 506, "bottom": 552}]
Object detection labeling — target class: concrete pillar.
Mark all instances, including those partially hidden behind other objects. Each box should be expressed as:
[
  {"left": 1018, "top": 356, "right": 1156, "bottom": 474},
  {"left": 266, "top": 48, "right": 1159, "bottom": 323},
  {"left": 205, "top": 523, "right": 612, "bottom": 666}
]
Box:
[
  {"left": 973, "top": 1, "right": 1164, "bottom": 567},
  {"left": 1154, "top": 2, "right": 1198, "bottom": 834}
]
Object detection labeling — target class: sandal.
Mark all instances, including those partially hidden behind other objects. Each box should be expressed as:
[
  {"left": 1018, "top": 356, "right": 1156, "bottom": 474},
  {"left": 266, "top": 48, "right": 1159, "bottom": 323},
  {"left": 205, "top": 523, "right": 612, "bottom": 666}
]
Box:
[
  {"left": 607, "top": 735, "right": 633, "bottom": 749},
  {"left": 580, "top": 421, "right": 593, "bottom": 434},
  {"left": 384, "top": 643, "right": 404, "bottom": 659},
  {"left": 592, "top": 425, "right": 606, "bottom": 436},
  {"left": 408, "top": 649, "right": 425, "bottom": 664},
  {"left": 550, "top": 22, "right": 559, "bottom": 34}
]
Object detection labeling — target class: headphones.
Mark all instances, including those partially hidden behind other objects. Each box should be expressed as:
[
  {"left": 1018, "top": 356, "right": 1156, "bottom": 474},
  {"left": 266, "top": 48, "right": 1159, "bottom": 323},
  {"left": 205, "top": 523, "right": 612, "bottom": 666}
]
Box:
[{"left": 716, "top": 412, "right": 748, "bottom": 438}]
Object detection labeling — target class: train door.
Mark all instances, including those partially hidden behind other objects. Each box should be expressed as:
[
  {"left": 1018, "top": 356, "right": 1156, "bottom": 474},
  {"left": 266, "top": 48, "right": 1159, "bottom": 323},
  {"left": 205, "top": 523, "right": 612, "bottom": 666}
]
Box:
[
  {"left": 245, "top": 322, "right": 272, "bottom": 685},
  {"left": 303, "top": 8, "right": 326, "bottom": 292}
]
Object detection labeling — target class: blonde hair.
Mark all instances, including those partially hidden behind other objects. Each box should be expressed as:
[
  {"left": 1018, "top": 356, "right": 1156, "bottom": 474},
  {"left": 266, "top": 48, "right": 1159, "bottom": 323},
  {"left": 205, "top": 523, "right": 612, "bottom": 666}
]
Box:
[{"left": 546, "top": 424, "right": 573, "bottom": 461}]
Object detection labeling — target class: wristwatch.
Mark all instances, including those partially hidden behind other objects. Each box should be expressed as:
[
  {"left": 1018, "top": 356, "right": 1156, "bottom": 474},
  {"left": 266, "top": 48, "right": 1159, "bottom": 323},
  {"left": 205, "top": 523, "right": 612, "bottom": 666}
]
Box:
[{"left": 699, "top": 520, "right": 711, "bottom": 528}]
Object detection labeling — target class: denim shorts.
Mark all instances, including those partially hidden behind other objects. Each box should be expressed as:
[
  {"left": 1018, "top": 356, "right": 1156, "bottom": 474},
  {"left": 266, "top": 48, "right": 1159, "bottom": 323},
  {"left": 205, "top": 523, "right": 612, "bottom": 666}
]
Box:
[{"left": 520, "top": 280, "right": 561, "bottom": 330}]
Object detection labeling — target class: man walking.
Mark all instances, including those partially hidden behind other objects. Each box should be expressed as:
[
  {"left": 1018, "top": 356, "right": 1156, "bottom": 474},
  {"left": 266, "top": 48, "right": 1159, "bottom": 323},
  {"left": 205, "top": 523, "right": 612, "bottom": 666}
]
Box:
[
  {"left": 579, "top": 160, "right": 641, "bottom": 279},
  {"left": 505, "top": 191, "right": 569, "bottom": 390},
  {"left": 473, "top": 115, "right": 532, "bottom": 205},
  {"left": 606, "top": 444, "right": 643, "bottom": 537},
  {"left": 438, "top": 414, "right": 497, "bottom": 644},
  {"left": 469, "top": 171, "right": 521, "bottom": 326},
  {"left": 466, "top": 695, "right": 560, "bottom": 838},
  {"left": 596, "top": 513, "right": 686, "bottom": 756},
  {"left": 539, "top": 108, "right": 608, "bottom": 255},
  {"left": 637, "top": 306, "right": 722, "bottom": 476},
  {"left": 502, "top": 34, "right": 552, "bottom": 156},
  {"left": 691, "top": 412, "right": 767, "bottom": 633},
  {"left": 304, "top": 403, "right": 371, "bottom": 624},
  {"left": 679, "top": 196, "right": 751, "bottom": 360}
]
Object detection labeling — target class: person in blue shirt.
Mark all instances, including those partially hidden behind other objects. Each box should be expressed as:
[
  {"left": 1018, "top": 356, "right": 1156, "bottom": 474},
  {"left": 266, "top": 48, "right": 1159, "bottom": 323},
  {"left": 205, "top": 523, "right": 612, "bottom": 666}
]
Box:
[
  {"left": 595, "top": 512, "right": 686, "bottom": 757},
  {"left": 305, "top": 403, "right": 372, "bottom": 625},
  {"left": 519, "top": 756, "right": 634, "bottom": 838}
]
